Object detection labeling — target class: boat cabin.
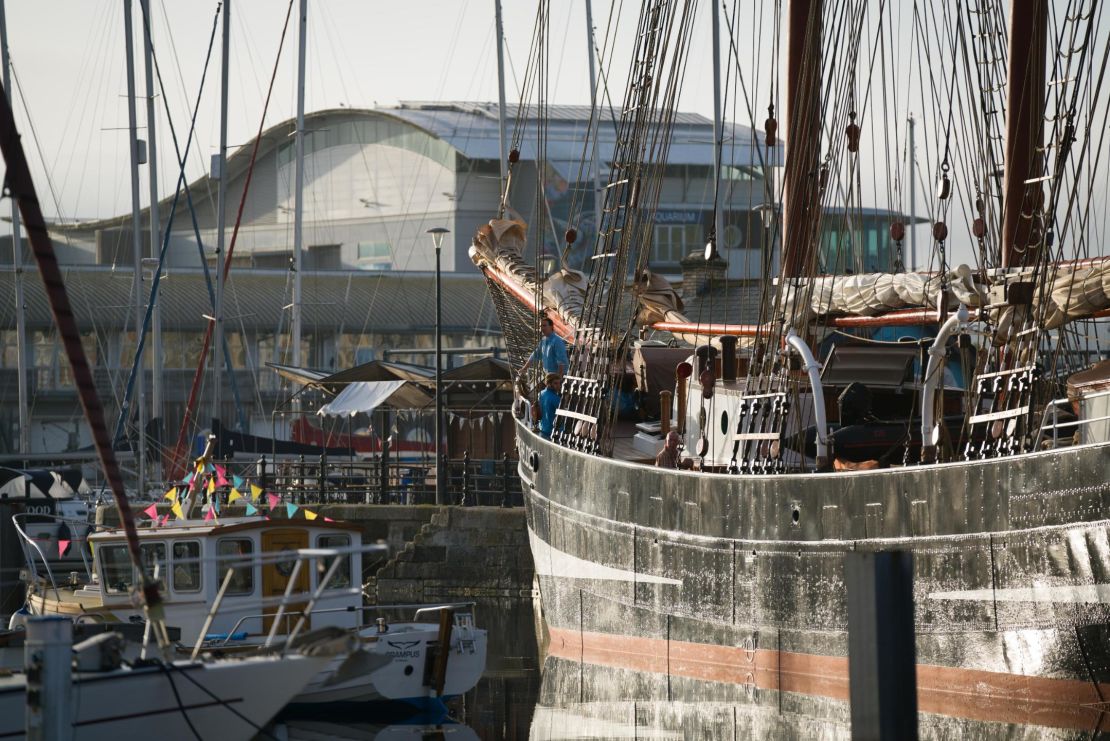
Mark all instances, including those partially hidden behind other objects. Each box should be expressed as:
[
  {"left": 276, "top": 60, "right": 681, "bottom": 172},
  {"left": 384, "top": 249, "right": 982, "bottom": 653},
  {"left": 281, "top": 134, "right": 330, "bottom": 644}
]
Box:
[{"left": 79, "top": 518, "right": 364, "bottom": 642}]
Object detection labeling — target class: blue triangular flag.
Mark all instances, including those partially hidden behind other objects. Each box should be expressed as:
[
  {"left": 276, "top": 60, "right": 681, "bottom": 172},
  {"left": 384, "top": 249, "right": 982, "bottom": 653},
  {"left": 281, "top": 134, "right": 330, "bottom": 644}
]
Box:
[
  {"left": 183, "top": 471, "right": 194, "bottom": 485},
  {"left": 285, "top": 502, "right": 299, "bottom": 518},
  {"left": 244, "top": 502, "right": 258, "bottom": 516},
  {"left": 232, "top": 474, "right": 245, "bottom": 489}
]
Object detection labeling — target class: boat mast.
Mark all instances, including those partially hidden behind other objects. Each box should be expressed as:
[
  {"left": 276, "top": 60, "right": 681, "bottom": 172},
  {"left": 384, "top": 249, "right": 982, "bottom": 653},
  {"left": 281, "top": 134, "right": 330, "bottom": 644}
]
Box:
[
  {"left": 124, "top": 0, "right": 147, "bottom": 496},
  {"left": 0, "top": 1, "right": 28, "bottom": 456},
  {"left": 213, "top": 0, "right": 229, "bottom": 428},
  {"left": 495, "top": 0, "right": 508, "bottom": 197},
  {"left": 710, "top": 0, "right": 724, "bottom": 259},
  {"left": 908, "top": 114, "right": 916, "bottom": 271},
  {"left": 585, "top": 0, "right": 601, "bottom": 236},
  {"left": 293, "top": 0, "right": 306, "bottom": 373},
  {"left": 781, "top": 0, "right": 822, "bottom": 281},
  {"left": 141, "top": 0, "right": 162, "bottom": 480},
  {"left": 1000, "top": 0, "right": 1047, "bottom": 269}
]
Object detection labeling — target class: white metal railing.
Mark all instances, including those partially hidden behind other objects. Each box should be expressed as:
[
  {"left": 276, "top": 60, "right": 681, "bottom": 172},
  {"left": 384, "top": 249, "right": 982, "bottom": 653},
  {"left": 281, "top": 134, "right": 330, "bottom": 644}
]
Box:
[{"left": 1034, "top": 388, "right": 1110, "bottom": 449}]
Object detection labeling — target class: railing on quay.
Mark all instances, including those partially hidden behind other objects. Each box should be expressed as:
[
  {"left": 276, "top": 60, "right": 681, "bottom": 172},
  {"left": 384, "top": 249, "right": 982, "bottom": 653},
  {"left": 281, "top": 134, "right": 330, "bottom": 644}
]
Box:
[{"left": 183, "top": 452, "right": 523, "bottom": 509}]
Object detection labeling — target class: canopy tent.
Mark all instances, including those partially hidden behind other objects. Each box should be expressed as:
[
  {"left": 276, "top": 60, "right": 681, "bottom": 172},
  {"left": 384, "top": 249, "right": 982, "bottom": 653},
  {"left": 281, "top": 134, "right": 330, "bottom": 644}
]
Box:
[{"left": 317, "top": 380, "right": 434, "bottom": 418}]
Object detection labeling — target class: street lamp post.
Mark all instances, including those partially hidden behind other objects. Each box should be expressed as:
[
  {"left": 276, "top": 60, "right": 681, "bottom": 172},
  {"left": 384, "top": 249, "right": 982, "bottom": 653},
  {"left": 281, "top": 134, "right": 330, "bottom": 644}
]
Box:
[{"left": 427, "top": 227, "right": 450, "bottom": 506}]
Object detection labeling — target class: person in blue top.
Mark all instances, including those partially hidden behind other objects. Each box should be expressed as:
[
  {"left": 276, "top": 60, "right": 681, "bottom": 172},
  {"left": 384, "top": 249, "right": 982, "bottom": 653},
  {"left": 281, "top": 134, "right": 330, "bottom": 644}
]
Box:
[
  {"left": 538, "top": 373, "right": 562, "bottom": 440},
  {"left": 521, "top": 315, "right": 568, "bottom": 376}
]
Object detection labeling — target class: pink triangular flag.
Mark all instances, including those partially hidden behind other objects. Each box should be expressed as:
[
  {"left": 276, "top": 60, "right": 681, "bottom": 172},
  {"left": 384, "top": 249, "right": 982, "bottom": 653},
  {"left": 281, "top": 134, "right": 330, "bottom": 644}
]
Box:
[
  {"left": 266, "top": 493, "right": 280, "bottom": 511},
  {"left": 58, "top": 539, "right": 70, "bottom": 555},
  {"left": 323, "top": 517, "right": 334, "bottom": 522},
  {"left": 204, "top": 506, "right": 215, "bottom": 521},
  {"left": 143, "top": 503, "right": 159, "bottom": 519},
  {"left": 215, "top": 471, "right": 229, "bottom": 487}
]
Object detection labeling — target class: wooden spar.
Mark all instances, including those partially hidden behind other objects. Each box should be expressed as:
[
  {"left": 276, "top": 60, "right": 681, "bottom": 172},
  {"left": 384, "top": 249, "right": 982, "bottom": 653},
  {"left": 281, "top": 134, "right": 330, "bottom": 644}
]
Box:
[
  {"left": 1001, "top": 0, "right": 1048, "bottom": 269},
  {"left": 0, "top": 82, "right": 163, "bottom": 614},
  {"left": 479, "top": 262, "right": 577, "bottom": 342},
  {"left": 781, "top": 0, "right": 822, "bottom": 279}
]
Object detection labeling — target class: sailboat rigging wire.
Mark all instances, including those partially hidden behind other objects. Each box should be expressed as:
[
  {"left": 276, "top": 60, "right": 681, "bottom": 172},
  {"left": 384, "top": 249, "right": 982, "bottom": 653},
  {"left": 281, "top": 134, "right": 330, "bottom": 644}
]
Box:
[
  {"left": 169, "top": 0, "right": 297, "bottom": 480},
  {"left": 0, "top": 77, "right": 165, "bottom": 635},
  {"left": 112, "top": 0, "right": 225, "bottom": 453}
]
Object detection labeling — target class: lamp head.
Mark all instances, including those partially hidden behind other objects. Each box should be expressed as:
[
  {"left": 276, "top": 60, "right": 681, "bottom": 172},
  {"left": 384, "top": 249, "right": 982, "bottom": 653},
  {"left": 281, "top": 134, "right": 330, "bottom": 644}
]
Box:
[{"left": 426, "top": 227, "right": 450, "bottom": 252}]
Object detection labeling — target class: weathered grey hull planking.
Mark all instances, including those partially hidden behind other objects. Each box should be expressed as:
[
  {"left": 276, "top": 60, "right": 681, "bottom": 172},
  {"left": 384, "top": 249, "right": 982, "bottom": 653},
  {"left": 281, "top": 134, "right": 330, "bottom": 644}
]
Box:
[{"left": 519, "top": 421, "right": 1110, "bottom": 732}]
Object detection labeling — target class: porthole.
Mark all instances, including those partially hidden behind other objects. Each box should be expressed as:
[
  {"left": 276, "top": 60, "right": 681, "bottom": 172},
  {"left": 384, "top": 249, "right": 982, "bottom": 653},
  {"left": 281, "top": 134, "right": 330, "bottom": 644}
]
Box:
[
  {"left": 529, "top": 451, "right": 540, "bottom": 473},
  {"left": 791, "top": 506, "right": 801, "bottom": 526},
  {"left": 720, "top": 409, "right": 729, "bottom": 435},
  {"left": 404, "top": 665, "right": 414, "bottom": 676}
]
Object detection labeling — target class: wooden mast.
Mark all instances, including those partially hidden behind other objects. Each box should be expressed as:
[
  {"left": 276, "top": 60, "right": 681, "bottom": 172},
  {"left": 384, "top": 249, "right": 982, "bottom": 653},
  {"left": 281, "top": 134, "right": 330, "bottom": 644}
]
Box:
[
  {"left": 781, "top": 0, "right": 822, "bottom": 279},
  {"left": 1000, "top": 0, "right": 1048, "bottom": 269}
]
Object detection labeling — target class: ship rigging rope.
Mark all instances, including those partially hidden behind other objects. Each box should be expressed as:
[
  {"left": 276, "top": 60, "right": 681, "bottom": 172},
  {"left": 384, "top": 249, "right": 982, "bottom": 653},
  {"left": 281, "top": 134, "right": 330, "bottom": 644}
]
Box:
[
  {"left": 168, "top": 0, "right": 297, "bottom": 480},
  {"left": 111, "top": 0, "right": 226, "bottom": 455}
]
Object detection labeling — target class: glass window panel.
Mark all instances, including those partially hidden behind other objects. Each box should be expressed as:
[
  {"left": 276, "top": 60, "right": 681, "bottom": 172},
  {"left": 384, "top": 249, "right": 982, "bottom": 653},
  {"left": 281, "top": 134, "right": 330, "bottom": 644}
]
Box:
[
  {"left": 217, "top": 538, "right": 254, "bottom": 595},
  {"left": 172, "top": 541, "right": 202, "bottom": 593},
  {"left": 99, "top": 544, "right": 134, "bottom": 594},
  {"left": 316, "top": 534, "right": 351, "bottom": 590}
]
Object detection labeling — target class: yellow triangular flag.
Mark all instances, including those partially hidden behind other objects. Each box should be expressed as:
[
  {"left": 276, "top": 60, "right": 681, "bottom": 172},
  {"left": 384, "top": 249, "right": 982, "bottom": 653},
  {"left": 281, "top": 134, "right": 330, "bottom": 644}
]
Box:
[
  {"left": 171, "top": 502, "right": 184, "bottom": 519},
  {"left": 304, "top": 510, "right": 318, "bottom": 521},
  {"left": 249, "top": 483, "right": 263, "bottom": 502},
  {"left": 228, "top": 488, "right": 242, "bottom": 504},
  {"left": 206, "top": 477, "right": 216, "bottom": 494},
  {"left": 196, "top": 461, "right": 204, "bottom": 475},
  {"left": 164, "top": 486, "right": 178, "bottom": 502}
]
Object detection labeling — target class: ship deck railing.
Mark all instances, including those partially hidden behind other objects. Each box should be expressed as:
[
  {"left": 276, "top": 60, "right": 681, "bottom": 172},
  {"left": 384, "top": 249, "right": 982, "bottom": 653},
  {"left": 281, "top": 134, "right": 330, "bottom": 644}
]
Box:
[{"left": 1035, "top": 388, "right": 1110, "bottom": 449}]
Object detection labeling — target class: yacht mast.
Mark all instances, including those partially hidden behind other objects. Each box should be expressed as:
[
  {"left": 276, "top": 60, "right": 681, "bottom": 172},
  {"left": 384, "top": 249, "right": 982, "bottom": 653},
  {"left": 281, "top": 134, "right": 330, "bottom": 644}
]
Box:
[
  {"left": 213, "top": 0, "right": 230, "bottom": 427},
  {"left": 140, "top": 0, "right": 162, "bottom": 479},
  {"left": 495, "top": 0, "right": 508, "bottom": 196},
  {"left": 710, "top": 0, "right": 724, "bottom": 260},
  {"left": 585, "top": 0, "right": 601, "bottom": 236},
  {"left": 908, "top": 114, "right": 916, "bottom": 271},
  {"left": 781, "top": 0, "right": 822, "bottom": 280},
  {"left": 1000, "top": 0, "right": 1047, "bottom": 269},
  {"left": 0, "top": 1, "right": 28, "bottom": 456},
  {"left": 124, "top": 0, "right": 147, "bottom": 496},
  {"left": 292, "top": 0, "right": 306, "bottom": 371}
]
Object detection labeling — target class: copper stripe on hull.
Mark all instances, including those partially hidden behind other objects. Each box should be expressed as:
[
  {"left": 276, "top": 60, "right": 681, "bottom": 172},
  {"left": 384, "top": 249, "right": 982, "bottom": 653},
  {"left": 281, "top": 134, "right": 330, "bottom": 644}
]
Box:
[{"left": 547, "top": 626, "right": 1109, "bottom": 731}]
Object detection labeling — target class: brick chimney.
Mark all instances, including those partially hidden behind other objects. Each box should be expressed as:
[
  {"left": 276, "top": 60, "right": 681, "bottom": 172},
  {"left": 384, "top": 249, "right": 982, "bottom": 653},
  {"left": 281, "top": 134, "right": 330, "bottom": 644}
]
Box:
[{"left": 679, "top": 251, "right": 728, "bottom": 299}]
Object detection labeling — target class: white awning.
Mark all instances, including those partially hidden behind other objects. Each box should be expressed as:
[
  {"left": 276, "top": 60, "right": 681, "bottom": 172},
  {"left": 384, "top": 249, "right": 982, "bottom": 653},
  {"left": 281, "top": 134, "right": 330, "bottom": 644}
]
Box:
[{"left": 317, "top": 380, "right": 407, "bottom": 418}]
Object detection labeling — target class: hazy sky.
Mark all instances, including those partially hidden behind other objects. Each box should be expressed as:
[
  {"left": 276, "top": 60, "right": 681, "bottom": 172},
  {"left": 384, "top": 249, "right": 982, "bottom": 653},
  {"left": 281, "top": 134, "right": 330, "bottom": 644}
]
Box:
[
  {"left": 0, "top": 1, "right": 1101, "bottom": 273},
  {"left": 0, "top": 0, "right": 722, "bottom": 224}
]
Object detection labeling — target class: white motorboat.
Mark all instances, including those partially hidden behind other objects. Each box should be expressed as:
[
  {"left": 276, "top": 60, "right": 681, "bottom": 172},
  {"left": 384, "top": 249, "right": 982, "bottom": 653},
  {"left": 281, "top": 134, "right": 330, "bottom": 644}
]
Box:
[{"left": 21, "top": 516, "right": 487, "bottom": 709}]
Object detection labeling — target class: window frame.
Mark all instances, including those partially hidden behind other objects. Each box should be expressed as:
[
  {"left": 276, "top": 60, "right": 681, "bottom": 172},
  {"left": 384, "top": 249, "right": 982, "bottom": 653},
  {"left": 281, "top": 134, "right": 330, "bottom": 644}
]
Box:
[{"left": 171, "top": 540, "right": 203, "bottom": 594}]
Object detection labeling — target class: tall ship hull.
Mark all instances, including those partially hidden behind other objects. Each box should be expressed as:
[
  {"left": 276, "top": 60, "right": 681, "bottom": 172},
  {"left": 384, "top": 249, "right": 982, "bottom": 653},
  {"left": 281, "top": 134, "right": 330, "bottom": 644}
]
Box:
[
  {"left": 519, "top": 421, "right": 1110, "bottom": 732},
  {"left": 468, "top": 0, "right": 1110, "bottom": 734}
]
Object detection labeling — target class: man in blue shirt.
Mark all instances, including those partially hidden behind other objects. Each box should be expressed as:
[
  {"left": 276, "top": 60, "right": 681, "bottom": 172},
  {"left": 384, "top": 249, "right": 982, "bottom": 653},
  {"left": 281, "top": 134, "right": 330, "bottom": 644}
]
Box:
[
  {"left": 522, "top": 315, "right": 568, "bottom": 376},
  {"left": 538, "top": 373, "right": 562, "bottom": 440}
]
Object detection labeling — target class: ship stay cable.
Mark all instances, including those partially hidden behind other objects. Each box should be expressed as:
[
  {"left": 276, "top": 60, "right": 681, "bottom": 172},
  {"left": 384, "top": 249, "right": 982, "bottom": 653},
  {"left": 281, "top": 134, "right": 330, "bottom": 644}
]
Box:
[
  {"left": 0, "top": 76, "right": 173, "bottom": 648},
  {"left": 168, "top": 0, "right": 297, "bottom": 479},
  {"left": 111, "top": 1, "right": 230, "bottom": 465}
]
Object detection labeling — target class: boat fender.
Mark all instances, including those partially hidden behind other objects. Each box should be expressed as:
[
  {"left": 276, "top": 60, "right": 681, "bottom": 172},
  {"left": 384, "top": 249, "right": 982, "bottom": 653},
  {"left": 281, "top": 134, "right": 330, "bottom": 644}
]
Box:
[
  {"left": 529, "top": 451, "right": 540, "bottom": 473},
  {"left": 8, "top": 606, "right": 29, "bottom": 631},
  {"left": 696, "top": 435, "right": 709, "bottom": 458}
]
